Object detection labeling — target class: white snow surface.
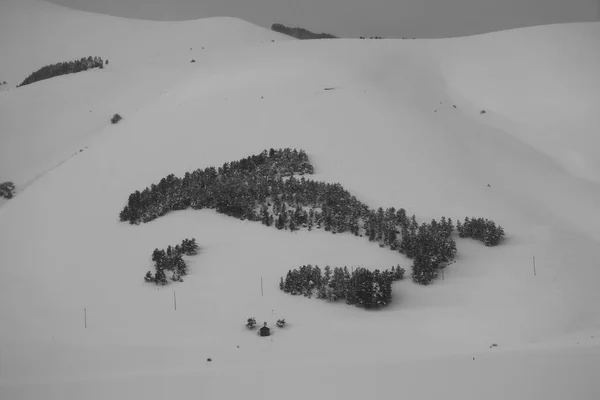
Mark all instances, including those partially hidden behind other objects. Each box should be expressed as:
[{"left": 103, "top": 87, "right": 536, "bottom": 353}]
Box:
[{"left": 1, "top": 1, "right": 600, "bottom": 399}]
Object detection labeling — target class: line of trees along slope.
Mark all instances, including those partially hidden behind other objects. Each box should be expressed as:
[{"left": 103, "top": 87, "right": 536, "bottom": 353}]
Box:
[
  {"left": 17, "top": 56, "right": 105, "bottom": 87},
  {"left": 119, "top": 148, "right": 504, "bottom": 286},
  {"left": 271, "top": 23, "right": 337, "bottom": 39}
]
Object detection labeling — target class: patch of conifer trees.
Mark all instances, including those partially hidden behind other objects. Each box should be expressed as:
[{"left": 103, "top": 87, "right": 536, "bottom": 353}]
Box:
[
  {"left": 121, "top": 148, "right": 504, "bottom": 285},
  {"left": 456, "top": 217, "right": 504, "bottom": 247},
  {"left": 271, "top": 23, "right": 337, "bottom": 39},
  {"left": 280, "top": 264, "right": 405, "bottom": 309},
  {"left": 17, "top": 56, "right": 105, "bottom": 87},
  {"left": 144, "top": 238, "right": 198, "bottom": 284}
]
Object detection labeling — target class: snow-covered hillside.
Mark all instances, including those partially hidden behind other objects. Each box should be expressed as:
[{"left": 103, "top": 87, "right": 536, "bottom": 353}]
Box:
[
  {"left": 1, "top": 1, "right": 599, "bottom": 399},
  {"left": 0, "top": 0, "right": 292, "bottom": 189}
]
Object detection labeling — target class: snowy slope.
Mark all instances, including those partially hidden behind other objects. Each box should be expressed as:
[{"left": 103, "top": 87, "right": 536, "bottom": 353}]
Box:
[
  {"left": 0, "top": 0, "right": 292, "bottom": 190},
  {"left": 1, "top": 1, "right": 600, "bottom": 399}
]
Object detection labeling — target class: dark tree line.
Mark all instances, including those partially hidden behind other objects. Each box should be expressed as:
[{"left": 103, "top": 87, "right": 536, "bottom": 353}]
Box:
[
  {"left": 119, "top": 148, "right": 314, "bottom": 224},
  {"left": 17, "top": 56, "right": 105, "bottom": 87},
  {"left": 280, "top": 264, "right": 405, "bottom": 309},
  {"left": 0, "top": 181, "right": 15, "bottom": 199},
  {"left": 144, "top": 238, "right": 199, "bottom": 284},
  {"left": 121, "top": 148, "right": 504, "bottom": 286},
  {"left": 457, "top": 217, "right": 505, "bottom": 247},
  {"left": 271, "top": 23, "right": 337, "bottom": 39}
]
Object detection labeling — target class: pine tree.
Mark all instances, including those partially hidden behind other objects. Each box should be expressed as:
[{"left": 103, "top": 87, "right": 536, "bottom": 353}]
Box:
[
  {"left": 172, "top": 270, "right": 182, "bottom": 282},
  {"left": 174, "top": 254, "right": 187, "bottom": 276},
  {"left": 412, "top": 253, "right": 436, "bottom": 285},
  {"left": 0, "top": 181, "right": 15, "bottom": 199},
  {"left": 463, "top": 217, "right": 471, "bottom": 238},
  {"left": 323, "top": 265, "right": 332, "bottom": 286},
  {"left": 289, "top": 217, "right": 297, "bottom": 232},
  {"left": 371, "top": 270, "right": 387, "bottom": 308},
  {"left": 155, "top": 268, "right": 167, "bottom": 285},
  {"left": 283, "top": 271, "right": 293, "bottom": 293},
  {"left": 330, "top": 267, "right": 345, "bottom": 300},
  {"left": 456, "top": 219, "right": 463, "bottom": 237},
  {"left": 152, "top": 248, "right": 164, "bottom": 263},
  {"left": 317, "top": 282, "right": 327, "bottom": 299},
  {"left": 343, "top": 266, "right": 351, "bottom": 298},
  {"left": 246, "top": 317, "right": 257, "bottom": 329},
  {"left": 260, "top": 204, "right": 271, "bottom": 226},
  {"left": 189, "top": 238, "right": 199, "bottom": 255},
  {"left": 144, "top": 271, "right": 155, "bottom": 282},
  {"left": 275, "top": 213, "right": 286, "bottom": 230}
]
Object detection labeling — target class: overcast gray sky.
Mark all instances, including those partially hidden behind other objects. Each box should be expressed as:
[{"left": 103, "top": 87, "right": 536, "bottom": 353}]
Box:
[{"left": 47, "top": 0, "right": 599, "bottom": 38}]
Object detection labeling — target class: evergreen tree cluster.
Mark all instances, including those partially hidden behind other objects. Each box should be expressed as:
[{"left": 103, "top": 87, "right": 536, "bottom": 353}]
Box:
[
  {"left": 144, "top": 238, "right": 198, "bottom": 285},
  {"left": 0, "top": 181, "right": 15, "bottom": 199},
  {"left": 456, "top": 217, "right": 505, "bottom": 247},
  {"left": 17, "top": 56, "right": 105, "bottom": 87},
  {"left": 119, "top": 148, "right": 314, "bottom": 224},
  {"left": 121, "top": 148, "right": 503, "bottom": 286},
  {"left": 271, "top": 23, "right": 337, "bottom": 39},
  {"left": 399, "top": 216, "right": 457, "bottom": 284},
  {"left": 280, "top": 264, "right": 404, "bottom": 309}
]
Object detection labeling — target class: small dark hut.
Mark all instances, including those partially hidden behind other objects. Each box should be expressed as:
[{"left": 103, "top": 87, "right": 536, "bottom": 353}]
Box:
[{"left": 259, "top": 322, "right": 271, "bottom": 337}]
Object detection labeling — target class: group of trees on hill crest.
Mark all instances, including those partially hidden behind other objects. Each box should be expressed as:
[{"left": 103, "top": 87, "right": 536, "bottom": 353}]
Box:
[
  {"left": 17, "top": 56, "right": 106, "bottom": 87},
  {"left": 271, "top": 23, "right": 337, "bottom": 39},
  {"left": 120, "top": 148, "right": 504, "bottom": 286}
]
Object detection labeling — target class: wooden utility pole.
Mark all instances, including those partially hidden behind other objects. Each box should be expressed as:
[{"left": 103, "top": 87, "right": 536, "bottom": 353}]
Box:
[
  {"left": 533, "top": 256, "right": 536, "bottom": 276},
  {"left": 84, "top": 308, "right": 87, "bottom": 328},
  {"left": 261, "top": 276, "right": 264, "bottom": 297},
  {"left": 174, "top": 290, "right": 177, "bottom": 311}
]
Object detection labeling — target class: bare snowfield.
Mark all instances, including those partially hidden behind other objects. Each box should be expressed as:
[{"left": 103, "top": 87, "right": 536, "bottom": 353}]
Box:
[{"left": 1, "top": 1, "right": 600, "bottom": 398}]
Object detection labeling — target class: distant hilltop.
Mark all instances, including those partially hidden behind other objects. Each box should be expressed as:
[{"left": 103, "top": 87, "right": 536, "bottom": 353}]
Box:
[{"left": 271, "top": 23, "right": 337, "bottom": 39}]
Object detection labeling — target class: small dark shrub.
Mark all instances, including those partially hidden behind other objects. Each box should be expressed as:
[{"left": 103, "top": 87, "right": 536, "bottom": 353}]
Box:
[
  {"left": 0, "top": 181, "right": 16, "bottom": 199},
  {"left": 246, "top": 317, "right": 257, "bottom": 329},
  {"left": 144, "top": 271, "right": 155, "bottom": 282},
  {"left": 111, "top": 114, "right": 122, "bottom": 124}
]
